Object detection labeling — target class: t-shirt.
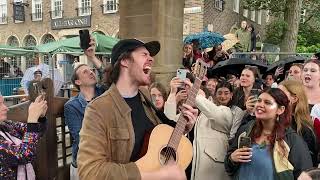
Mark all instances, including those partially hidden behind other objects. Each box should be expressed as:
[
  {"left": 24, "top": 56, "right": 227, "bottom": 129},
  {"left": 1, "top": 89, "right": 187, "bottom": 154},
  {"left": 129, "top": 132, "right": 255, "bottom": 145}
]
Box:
[{"left": 124, "top": 93, "right": 155, "bottom": 161}]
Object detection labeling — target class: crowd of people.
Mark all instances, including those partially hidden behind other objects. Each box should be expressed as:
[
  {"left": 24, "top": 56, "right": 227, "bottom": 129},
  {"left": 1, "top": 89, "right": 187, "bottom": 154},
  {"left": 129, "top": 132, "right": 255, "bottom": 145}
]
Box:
[
  {"left": 0, "top": 33, "right": 320, "bottom": 180},
  {"left": 183, "top": 20, "right": 262, "bottom": 70}
]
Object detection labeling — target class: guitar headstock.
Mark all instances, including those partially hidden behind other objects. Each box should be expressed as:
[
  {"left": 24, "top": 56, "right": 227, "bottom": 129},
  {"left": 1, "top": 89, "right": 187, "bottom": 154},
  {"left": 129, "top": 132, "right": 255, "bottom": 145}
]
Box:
[{"left": 192, "top": 59, "right": 208, "bottom": 80}]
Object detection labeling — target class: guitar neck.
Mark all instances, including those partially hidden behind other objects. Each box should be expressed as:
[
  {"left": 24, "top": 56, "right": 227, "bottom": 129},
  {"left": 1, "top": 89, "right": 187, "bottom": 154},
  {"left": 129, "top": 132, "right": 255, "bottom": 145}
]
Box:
[{"left": 167, "top": 77, "right": 202, "bottom": 150}]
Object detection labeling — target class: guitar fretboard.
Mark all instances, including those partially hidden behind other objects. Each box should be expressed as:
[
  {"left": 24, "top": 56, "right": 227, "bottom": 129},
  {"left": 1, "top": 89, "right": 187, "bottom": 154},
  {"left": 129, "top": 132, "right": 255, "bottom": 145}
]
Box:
[{"left": 167, "top": 77, "right": 202, "bottom": 150}]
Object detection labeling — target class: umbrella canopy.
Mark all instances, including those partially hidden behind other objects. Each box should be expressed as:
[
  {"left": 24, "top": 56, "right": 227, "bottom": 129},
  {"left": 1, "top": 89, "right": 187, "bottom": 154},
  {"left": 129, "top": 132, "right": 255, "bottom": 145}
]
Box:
[
  {"left": 221, "top": 33, "right": 239, "bottom": 51},
  {"left": 0, "top": 45, "right": 34, "bottom": 57},
  {"left": 184, "top": 31, "right": 225, "bottom": 49},
  {"left": 35, "top": 32, "right": 119, "bottom": 54},
  {"left": 207, "top": 58, "right": 268, "bottom": 78},
  {"left": 266, "top": 56, "right": 305, "bottom": 80},
  {"left": 21, "top": 63, "right": 64, "bottom": 96}
]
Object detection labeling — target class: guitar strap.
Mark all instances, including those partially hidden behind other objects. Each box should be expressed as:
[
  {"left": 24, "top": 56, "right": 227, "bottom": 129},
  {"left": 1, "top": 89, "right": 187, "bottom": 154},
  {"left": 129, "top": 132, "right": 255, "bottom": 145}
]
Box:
[{"left": 139, "top": 90, "right": 176, "bottom": 128}]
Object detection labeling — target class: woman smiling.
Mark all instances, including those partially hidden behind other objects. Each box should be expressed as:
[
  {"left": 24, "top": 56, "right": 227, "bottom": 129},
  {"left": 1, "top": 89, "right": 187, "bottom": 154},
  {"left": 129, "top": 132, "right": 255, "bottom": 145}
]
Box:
[{"left": 225, "top": 88, "right": 312, "bottom": 180}]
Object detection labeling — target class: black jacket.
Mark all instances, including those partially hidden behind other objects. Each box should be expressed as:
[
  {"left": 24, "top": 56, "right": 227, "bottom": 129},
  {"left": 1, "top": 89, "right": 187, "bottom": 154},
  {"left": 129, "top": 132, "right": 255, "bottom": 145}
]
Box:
[
  {"left": 291, "top": 119, "right": 319, "bottom": 167},
  {"left": 225, "top": 120, "right": 313, "bottom": 180}
]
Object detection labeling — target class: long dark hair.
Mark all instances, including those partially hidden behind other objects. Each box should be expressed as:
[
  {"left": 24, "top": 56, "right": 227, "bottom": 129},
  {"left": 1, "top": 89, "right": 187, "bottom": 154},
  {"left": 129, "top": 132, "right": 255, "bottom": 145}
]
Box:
[
  {"left": 251, "top": 88, "right": 292, "bottom": 156},
  {"left": 215, "top": 81, "right": 233, "bottom": 107}
]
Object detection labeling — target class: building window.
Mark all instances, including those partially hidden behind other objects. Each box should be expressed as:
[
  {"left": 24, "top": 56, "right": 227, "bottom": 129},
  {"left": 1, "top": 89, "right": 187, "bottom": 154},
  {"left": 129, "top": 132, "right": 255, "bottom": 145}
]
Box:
[
  {"left": 257, "top": 10, "right": 262, "bottom": 24},
  {"left": 78, "top": 0, "right": 91, "bottom": 16},
  {"left": 266, "top": 10, "right": 271, "bottom": 23},
  {"left": 7, "top": 36, "right": 19, "bottom": 47},
  {"left": 51, "top": 0, "right": 63, "bottom": 19},
  {"left": 213, "top": 0, "right": 223, "bottom": 11},
  {"left": 300, "top": 9, "right": 306, "bottom": 23},
  {"left": 243, "top": 9, "right": 248, "bottom": 17},
  {"left": 24, "top": 35, "right": 37, "bottom": 47},
  {"left": 250, "top": 10, "right": 255, "bottom": 21},
  {"left": 32, "top": 0, "right": 42, "bottom": 21},
  {"left": 233, "top": 0, "right": 239, "bottom": 13},
  {"left": 0, "top": 0, "right": 7, "bottom": 24},
  {"left": 103, "top": 0, "right": 118, "bottom": 14}
]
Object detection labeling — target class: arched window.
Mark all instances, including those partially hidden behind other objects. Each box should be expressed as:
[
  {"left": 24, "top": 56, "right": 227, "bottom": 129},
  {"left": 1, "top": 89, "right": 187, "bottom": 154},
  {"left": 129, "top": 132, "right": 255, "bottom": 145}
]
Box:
[
  {"left": 24, "top": 35, "right": 37, "bottom": 47},
  {"left": 7, "top": 36, "right": 19, "bottom": 47},
  {"left": 41, "top": 34, "right": 55, "bottom": 44}
]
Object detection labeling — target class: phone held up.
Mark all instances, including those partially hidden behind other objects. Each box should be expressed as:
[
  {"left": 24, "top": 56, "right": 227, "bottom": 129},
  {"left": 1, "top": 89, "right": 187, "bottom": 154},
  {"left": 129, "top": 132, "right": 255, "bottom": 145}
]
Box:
[
  {"left": 250, "top": 88, "right": 260, "bottom": 100},
  {"left": 79, "top": 29, "right": 90, "bottom": 50},
  {"left": 176, "top": 69, "right": 188, "bottom": 90},
  {"left": 239, "top": 136, "right": 251, "bottom": 148}
]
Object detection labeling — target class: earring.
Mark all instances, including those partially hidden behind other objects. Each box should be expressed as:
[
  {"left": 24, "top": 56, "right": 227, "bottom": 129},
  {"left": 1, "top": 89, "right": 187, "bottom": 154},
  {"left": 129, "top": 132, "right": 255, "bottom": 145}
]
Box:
[{"left": 276, "top": 115, "right": 280, "bottom": 122}]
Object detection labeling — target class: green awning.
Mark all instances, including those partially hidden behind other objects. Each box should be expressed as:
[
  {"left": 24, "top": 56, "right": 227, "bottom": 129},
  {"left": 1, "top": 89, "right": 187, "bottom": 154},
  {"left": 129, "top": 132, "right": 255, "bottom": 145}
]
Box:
[
  {"left": 0, "top": 45, "right": 34, "bottom": 57},
  {"left": 35, "top": 32, "right": 119, "bottom": 55}
]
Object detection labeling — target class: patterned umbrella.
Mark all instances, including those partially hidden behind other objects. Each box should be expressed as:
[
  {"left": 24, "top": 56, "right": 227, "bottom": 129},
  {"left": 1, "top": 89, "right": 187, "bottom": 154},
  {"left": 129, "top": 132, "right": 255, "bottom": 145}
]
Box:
[{"left": 184, "top": 31, "right": 225, "bottom": 50}]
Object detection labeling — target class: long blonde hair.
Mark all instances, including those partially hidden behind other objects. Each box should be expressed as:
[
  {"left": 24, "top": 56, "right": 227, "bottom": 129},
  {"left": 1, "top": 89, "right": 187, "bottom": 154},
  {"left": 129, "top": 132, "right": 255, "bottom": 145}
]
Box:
[{"left": 280, "top": 80, "right": 314, "bottom": 134}]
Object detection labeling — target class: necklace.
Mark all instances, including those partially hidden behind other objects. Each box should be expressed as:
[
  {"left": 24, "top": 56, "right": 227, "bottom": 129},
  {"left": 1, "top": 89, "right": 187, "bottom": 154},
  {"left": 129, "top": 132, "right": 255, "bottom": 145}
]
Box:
[{"left": 262, "top": 131, "right": 272, "bottom": 136}]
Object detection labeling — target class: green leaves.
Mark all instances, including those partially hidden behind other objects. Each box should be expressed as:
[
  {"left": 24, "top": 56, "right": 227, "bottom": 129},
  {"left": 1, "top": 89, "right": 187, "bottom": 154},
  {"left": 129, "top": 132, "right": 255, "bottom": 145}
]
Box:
[
  {"left": 242, "top": 0, "right": 286, "bottom": 12},
  {"left": 264, "top": 20, "right": 288, "bottom": 45}
]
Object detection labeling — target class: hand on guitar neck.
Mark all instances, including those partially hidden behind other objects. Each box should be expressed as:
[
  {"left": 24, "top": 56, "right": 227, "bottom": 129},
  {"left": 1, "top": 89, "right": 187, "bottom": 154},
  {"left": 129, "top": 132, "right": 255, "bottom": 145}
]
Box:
[{"left": 140, "top": 160, "right": 187, "bottom": 180}]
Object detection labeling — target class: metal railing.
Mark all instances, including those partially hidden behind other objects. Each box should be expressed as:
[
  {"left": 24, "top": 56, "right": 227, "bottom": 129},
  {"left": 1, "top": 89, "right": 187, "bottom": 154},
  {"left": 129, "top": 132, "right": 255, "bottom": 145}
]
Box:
[{"left": 229, "top": 52, "right": 313, "bottom": 65}]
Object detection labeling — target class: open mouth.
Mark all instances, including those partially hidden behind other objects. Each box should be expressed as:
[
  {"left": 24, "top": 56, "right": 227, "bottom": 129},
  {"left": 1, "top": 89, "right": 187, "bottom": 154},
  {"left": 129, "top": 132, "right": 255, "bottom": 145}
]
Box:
[
  {"left": 304, "top": 76, "right": 311, "bottom": 82},
  {"left": 143, "top": 66, "right": 151, "bottom": 74}
]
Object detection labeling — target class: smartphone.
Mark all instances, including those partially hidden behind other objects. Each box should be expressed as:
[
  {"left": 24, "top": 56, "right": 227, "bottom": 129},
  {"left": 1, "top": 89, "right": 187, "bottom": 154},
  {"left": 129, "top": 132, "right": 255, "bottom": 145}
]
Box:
[
  {"left": 250, "top": 88, "right": 260, "bottom": 100},
  {"left": 239, "top": 136, "right": 251, "bottom": 148},
  {"left": 176, "top": 69, "right": 188, "bottom": 81},
  {"left": 79, "top": 29, "right": 90, "bottom": 50}
]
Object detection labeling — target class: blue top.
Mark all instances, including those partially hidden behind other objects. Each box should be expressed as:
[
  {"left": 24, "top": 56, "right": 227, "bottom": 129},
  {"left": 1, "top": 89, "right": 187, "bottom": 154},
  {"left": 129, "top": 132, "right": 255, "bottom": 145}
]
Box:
[
  {"left": 64, "top": 86, "right": 104, "bottom": 167},
  {"left": 238, "top": 144, "right": 274, "bottom": 180}
]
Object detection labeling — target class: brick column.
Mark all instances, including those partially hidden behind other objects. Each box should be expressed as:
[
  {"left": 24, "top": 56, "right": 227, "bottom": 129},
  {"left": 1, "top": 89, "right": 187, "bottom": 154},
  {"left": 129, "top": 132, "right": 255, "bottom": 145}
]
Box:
[{"left": 119, "top": 0, "right": 184, "bottom": 84}]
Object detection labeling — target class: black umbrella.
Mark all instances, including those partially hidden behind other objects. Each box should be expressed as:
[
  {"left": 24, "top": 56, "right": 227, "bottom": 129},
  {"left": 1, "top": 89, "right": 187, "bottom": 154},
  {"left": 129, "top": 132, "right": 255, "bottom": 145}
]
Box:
[
  {"left": 207, "top": 58, "right": 268, "bottom": 78},
  {"left": 266, "top": 56, "right": 305, "bottom": 80}
]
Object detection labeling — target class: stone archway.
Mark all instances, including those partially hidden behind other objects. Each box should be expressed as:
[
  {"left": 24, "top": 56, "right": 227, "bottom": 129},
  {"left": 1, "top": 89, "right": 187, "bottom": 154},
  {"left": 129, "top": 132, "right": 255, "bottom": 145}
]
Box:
[
  {"left": 41, "top": 33, "right": 56, "bottom": 44},
  {"left": 7, "top": 35, "right": 20, "bottom": 47},
  {"left": 23, "top": 35, "right": 37, "bottom": 47}
]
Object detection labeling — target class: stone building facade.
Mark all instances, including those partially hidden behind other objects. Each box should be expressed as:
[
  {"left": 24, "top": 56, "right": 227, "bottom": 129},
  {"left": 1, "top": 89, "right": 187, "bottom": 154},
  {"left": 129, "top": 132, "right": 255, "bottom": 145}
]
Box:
[
  {"left": 183, "top": 0, "right": 268, "bottom": 38},
  {"left": 0, "top": 0, "right": 119, "bottom": 74}
]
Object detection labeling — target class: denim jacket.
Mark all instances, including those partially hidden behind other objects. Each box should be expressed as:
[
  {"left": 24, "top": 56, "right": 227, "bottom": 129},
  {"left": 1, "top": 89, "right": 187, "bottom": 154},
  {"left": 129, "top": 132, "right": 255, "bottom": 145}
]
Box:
[{"left": 64, "top": 86, "right": 104, "bottom": 167}]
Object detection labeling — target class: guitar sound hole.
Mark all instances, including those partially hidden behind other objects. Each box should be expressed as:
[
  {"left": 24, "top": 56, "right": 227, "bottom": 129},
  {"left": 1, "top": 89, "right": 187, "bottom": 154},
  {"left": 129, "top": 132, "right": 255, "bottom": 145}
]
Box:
[{"left": 159, "top": 146, "right": 177, "bottom": 165}]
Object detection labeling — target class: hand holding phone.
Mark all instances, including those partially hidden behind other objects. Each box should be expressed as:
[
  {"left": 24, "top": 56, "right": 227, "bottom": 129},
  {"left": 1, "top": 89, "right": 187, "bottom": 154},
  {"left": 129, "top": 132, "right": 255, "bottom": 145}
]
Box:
[
  {"left": 176, "top": 69, "right": 188, "bottom": 81},
  {"left": 239, "top": 136, "right": 252, "bottom": 148},
  {"left": 250, "top": 88, "right": 260, "bottom": 101},
  {"left": 79, "top": 29, "right": 90, "bottom": 50}
]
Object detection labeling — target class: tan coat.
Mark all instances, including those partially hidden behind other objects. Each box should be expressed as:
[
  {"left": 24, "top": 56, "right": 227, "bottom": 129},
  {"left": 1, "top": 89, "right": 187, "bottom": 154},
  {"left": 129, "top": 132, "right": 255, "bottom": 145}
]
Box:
[
  {"left": 191, "top": 96, "right": 233, "bottom": 180},
  {"left": 163, "top": 95, "right": 245, "bottom": 180},
  {"left": 77, "top": 84, "right": 161, "bottom": 180}
]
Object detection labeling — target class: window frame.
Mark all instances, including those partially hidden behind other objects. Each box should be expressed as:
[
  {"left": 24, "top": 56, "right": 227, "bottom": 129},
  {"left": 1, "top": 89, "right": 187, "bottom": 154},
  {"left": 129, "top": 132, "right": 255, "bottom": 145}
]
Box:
[
  {"left": 51, "top": 0, "right": 63, "bottom": 19},
  {"left": 103, "top": 0, "right": 118, "bottom": 14},
  {"left": 257, "top": 10, "right": 262, "bottom": 25},
  {"left": 78, "top": 0, "right": 91, "bottom": 16},
  {"left": 250, "top": 10, "right": 256, "bottom": 22},
  {"left": 0, "top": 0, "right": 7, "bottom": 24},
  {"left": 32, "top": 0, "right": 43, "bottom": 21},
  {"left": 233, "top": 0, "right": 239, "bottom": 13},
  {"left": 243, "top": 9, "right": 248, "bottom": 18}
]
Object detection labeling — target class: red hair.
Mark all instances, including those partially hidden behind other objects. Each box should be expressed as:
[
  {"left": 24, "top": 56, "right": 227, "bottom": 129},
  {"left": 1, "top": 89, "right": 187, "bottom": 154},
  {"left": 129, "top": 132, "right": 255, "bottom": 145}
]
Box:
[{"left": 251, "top": 88, "right": 292, "bottom": 156}]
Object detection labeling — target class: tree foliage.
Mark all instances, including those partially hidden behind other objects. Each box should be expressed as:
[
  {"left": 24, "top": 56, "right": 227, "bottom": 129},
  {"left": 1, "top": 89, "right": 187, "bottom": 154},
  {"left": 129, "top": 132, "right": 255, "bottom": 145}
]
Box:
[
  {"left": 264, "top": 20, "right": 288, "bottom": 45},
  {"left": 296, "top": 23, "right": 320, "bottom": 52}
]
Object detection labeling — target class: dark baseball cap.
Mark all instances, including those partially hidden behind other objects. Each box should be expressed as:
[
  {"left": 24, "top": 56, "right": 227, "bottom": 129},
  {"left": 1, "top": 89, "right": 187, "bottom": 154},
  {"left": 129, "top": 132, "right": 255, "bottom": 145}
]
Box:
[{"left": 111, "top": 39, "right": 160, "bottom": 65}]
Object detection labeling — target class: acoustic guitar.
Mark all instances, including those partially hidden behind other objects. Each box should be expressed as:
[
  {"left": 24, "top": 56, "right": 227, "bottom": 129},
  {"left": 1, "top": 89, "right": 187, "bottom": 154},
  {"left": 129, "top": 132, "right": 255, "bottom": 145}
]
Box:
[{"left": 135, "top": 60, "right": 207, "bottom": 171}]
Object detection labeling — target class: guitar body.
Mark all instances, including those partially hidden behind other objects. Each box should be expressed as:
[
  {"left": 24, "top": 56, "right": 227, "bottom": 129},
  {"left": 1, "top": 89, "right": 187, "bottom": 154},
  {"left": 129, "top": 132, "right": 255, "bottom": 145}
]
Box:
[{"left": 135, "top": 124, "right": 193, "bottom": 172}]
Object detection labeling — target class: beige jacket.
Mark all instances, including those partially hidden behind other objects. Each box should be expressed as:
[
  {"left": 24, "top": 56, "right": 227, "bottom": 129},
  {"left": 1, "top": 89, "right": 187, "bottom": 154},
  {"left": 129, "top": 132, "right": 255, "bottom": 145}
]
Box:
[
  {"left": 77, "top": 84, "right": 161, "bottom": 180},
  {"left": 164, "top": 95, "right": 245, "bottom": 180}
]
